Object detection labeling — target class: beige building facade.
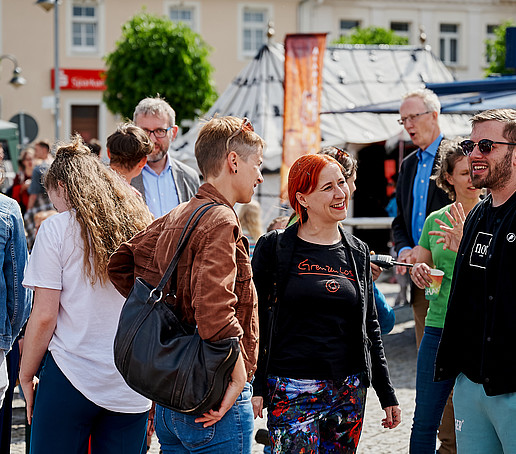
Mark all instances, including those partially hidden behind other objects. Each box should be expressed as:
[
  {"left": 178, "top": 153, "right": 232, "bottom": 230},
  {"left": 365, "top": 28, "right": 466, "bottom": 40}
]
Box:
[
  {"left": 0, "top": 0, "right": 514, "bottom": 159},
  {"left": 0, "top": 0, "right": 297, "bottom": 155},
  {"left": 299, "top": 0, "right": 516, "bottom": 80}
]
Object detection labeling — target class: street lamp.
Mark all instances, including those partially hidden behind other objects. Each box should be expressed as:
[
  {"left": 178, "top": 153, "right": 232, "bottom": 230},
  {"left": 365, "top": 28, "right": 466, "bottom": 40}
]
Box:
[
  {"left": 36, "top": 0, "right": 60, "bottom": 140},
  {"left": 0, "top": 54, "right": 26, "bottom": 88}
]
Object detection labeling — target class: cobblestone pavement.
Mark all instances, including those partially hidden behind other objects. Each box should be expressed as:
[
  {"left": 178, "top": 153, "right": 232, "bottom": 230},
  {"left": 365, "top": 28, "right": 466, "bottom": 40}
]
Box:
[{"left": 10, "top": 282, "right": 417, "bottom": 454}]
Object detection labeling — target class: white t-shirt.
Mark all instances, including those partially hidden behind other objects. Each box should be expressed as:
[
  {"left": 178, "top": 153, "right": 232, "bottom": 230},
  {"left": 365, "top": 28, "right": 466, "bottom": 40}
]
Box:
[{"left": 23, "top": 211, "right": 150, "bottom": 413}]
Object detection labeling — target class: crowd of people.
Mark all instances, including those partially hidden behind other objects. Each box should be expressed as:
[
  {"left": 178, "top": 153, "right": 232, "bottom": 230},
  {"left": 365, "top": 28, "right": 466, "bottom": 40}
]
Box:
[{"left": 0, "top": 89, "right": 514, "bottom": 454}]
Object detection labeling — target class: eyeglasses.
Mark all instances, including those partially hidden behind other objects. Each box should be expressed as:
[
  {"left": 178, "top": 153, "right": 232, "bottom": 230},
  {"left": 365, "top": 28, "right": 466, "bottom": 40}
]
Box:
[
  {"left": 225, "top": 117, "right": 254, "bottom": 152},
  {"left": 460, "top": 139, "right": 516, "bottom": 156},
  {"left": 397, "top": 111, "right": 431, "bottom": 125},
  {"left": 142, "top": 126, "right": 172, "bottom": 138}
]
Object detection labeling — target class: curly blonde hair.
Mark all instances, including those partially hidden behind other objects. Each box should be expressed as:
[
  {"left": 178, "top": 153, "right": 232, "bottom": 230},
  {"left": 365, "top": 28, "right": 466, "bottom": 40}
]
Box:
[{"left": 45, "top": 135, "right": 153, "bottom": 285}]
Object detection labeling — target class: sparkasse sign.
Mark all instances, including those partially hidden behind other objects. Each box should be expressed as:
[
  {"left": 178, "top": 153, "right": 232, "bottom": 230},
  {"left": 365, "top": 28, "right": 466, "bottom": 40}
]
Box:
[{"left": 51, "top": 69, "right": 106, "bottom": 90}]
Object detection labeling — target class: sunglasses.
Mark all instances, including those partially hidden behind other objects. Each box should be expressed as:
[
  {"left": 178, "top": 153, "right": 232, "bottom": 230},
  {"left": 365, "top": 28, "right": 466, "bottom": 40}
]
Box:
[
  {"left": 225, "top": 117, "right": 254, "bottom": 152},
  {"left": 460, "top": 139, "right": 516, "bottom": 156}
]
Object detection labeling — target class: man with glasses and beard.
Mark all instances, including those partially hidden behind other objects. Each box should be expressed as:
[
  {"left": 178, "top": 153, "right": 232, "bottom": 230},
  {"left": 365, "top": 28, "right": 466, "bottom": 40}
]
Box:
[
  {"left": 132, "top": 96, "right": 200, "bottom": 218},
  {"left": 435, "top": 109, "right": 516, "bottom": 453}
]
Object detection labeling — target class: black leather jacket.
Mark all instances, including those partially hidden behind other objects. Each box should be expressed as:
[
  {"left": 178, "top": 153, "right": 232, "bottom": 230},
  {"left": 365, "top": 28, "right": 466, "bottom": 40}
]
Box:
[{"left": 251, "top": 223, "right": 398, "bottom": 409}]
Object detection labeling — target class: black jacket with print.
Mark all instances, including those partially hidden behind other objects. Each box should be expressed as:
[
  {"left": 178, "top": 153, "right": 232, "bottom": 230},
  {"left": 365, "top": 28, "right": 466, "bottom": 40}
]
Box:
[{"left": 435, "top": 191, "right": 516, "bottom": 396}]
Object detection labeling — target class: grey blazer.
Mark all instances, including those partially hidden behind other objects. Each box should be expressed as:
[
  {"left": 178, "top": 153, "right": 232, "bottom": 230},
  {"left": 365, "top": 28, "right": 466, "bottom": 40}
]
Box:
[{"left": 131, "top": 154, "right": 200, "bottom": 206}]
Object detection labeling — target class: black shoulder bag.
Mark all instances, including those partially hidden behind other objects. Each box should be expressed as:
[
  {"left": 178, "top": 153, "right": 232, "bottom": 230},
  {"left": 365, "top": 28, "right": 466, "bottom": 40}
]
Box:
[{"left": 113, "top": 202, "right": 241, "bottom": 415}]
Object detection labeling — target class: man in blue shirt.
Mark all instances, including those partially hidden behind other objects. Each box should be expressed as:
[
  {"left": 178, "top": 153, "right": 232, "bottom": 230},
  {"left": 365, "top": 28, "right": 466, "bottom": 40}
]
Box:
[
  {"left": 392, "top": 88, "right": 453, "bottom": 453},
  {"left": 132, "top": 97, "right": 200, "bottom": 218},
  {"left": 392, "top": 89, "right": 450, "bottom": 345}
]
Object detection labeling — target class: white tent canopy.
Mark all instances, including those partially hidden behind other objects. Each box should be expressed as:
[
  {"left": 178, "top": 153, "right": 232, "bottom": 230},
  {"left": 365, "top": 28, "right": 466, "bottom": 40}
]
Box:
[{"left": 173, "top": 43, "right": 470, "bottom": 172}]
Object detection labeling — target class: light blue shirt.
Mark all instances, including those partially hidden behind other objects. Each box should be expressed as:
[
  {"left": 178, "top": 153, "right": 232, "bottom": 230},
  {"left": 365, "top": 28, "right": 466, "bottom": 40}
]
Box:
[
  {"left": 410, "top": 134, "right": 443, "bottom": 246},
  {"left": 141, "top": 155, "right": 180, "bottom": 218}
]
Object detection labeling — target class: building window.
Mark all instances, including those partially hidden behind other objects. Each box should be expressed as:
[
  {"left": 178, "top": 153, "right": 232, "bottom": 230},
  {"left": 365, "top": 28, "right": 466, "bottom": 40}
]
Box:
[
  {"left": 340, "top": 19, "right": 360, "bottom": 37},
  {"left": 391, "top": 21, "right": 411, "bottom": 42},
  {"left": 439, "top": 23, "right": 459, "bottom": 65},
  {"left": 486, "top": 24, "right": 498, "bottom": 64},
  {"left": 72, "top": 5, "right": 98, "bottom": 53},
  {"left": 168, "top": 4, "right": 198, "bottom": 31},
  {"left": 242, "top": 7, "right": 268, "bottom": 57}
]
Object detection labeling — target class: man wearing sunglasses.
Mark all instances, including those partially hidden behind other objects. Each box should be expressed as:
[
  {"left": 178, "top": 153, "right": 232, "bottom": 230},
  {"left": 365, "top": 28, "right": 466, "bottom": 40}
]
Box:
[
  {"left": 132, "top": 96, "right": 200, "bottom": 218},
  {"left": 392, "top": 90, "right": 451, "bottom": 344},
  {"left": 435, "top": 109, "right": 516, "bottom": 453}
]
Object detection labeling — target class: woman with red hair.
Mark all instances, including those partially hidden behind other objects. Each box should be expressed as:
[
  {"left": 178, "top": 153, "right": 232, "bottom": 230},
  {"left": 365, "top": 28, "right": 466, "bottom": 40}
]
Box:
[{"left": 252, "top": 154, "right": 401, "bottom": 453}]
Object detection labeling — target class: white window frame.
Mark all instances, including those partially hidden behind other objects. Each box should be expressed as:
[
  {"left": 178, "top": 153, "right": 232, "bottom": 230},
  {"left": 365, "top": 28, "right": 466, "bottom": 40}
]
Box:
[
  {"left": 238, "top": 3, "right": 273, "bottom": 60},
  {"left": 390, "top": 21, "right": 411, "bottom": 43},
  {"left": 67, "top": 2, "right": 104, "bottom": 57},
  {"left": 439, "top": 23, "right": 460, "bottom": 66},
  {"left": 339, "top": 19, "right": 361, "bottom": 38},
  {"left": 164, "top": 1, "right": 200, "bottom": 32}
]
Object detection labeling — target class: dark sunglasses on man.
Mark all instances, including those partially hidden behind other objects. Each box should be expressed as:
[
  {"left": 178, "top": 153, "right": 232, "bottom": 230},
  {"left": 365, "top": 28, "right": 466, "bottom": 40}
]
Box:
[{"left": 460, "top": 139, "right": 516, "bottom": 156}]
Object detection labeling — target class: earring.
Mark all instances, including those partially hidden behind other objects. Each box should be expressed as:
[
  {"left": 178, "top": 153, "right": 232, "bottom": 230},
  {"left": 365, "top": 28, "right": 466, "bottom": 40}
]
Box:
[{"left": 234, "top": 169, "right": 238, "bottom": 174}]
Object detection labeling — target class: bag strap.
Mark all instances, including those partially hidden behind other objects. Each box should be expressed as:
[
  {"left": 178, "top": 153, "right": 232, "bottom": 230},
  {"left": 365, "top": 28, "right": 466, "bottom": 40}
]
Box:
[
  {"left": 154, "top": 202, "right": 221, "bottom": 299},
  {"left": 261, "top": 229, "right": 281, "bottom": 375}
]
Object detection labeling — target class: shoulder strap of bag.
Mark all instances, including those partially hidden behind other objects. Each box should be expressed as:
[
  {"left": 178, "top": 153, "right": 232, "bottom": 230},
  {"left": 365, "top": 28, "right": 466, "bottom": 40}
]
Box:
[
  {"left": 154, "top": 202, "right": 221, "bottom": 297},
  {"left": 261, "top": 228, "right": 281, "bottom": 375}
]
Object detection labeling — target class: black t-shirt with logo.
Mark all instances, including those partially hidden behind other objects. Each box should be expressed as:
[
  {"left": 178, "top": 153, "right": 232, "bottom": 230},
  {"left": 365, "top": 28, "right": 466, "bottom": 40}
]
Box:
[{"left": 268, "top": 237, "right": 365, "bottom": 380}]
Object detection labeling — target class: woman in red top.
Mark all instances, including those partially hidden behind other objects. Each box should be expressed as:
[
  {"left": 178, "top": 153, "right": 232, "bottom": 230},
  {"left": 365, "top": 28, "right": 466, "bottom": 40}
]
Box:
[{"left": 9, "top": 148, "right": 35, "bottom": 214}]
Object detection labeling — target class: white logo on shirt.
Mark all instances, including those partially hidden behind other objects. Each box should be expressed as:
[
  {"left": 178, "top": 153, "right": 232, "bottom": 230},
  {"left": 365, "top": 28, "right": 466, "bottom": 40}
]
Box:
[
  {"left": 507, "top": 233, "right": 516, "bottom": 243},
  {"left": 469, "top": 231, "right": 493, "bottom": 269}
]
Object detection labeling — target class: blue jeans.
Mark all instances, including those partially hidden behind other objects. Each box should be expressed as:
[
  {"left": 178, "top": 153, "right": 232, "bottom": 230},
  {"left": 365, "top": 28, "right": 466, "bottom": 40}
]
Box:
[
  {"left": 155, "top": 382, "right": 254, "bottom": 453},
  {"left": 30, "top": 353, "right": 148, "bottom": 454},
  {"left": 453, "top": 373, "right": 516, "bottom": 453},
  {"left": 410, "top": 326, "right": 455, "bottom": 453}
]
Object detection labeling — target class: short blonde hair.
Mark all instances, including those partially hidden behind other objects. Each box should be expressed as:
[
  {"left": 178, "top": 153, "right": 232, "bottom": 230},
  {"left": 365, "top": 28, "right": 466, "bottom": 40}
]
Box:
[{"left": 195, "top": 116, "right": 265, "bottom": 179}]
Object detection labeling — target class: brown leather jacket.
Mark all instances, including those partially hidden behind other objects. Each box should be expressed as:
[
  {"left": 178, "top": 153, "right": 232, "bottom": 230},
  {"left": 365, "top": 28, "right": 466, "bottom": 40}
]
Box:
[{"left": 108, "top": 183, "right": 259, "bottom": 381}]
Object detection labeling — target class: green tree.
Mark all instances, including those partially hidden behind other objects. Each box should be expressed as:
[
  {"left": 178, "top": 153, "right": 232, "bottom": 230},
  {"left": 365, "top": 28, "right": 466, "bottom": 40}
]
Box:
[
  {"left": 332, "top": 26, "right": 409, "bottom": 45},
  {"left": 485, "top": 20, "right": 516, "bottom": 76},
  {"left": 103, "top": 11, "right": 217, "bottom": 124}
]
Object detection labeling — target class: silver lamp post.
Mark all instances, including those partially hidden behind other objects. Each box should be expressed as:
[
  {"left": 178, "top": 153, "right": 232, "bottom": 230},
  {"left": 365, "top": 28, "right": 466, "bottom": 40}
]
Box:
[
  {"left": 0, "top": 54, "right": 27, "bottom": 88},
  {"left": 36, "top": 0, "right": 60, "bottom": 141}
]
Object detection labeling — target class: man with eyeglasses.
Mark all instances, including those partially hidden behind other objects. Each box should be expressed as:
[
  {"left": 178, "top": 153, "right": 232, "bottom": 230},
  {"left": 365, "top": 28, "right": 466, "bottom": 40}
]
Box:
[
  {"left": 392, "top": 89, "right": 451, "bottom": 345},
  {"left": 393, "top": 90, "right": 457, "bottom": 454},
  {"left": 434, "top": 109, "right": 516, "bottom": 453},
  {"left": 132, "top": 96, "right": 200, "bottom": 218}
]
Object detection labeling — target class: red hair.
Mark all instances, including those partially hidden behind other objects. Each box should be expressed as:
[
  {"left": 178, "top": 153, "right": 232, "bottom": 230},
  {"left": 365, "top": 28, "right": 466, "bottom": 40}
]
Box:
[{"left": 288, "top": 154, "right": 343, "bottom": 223}]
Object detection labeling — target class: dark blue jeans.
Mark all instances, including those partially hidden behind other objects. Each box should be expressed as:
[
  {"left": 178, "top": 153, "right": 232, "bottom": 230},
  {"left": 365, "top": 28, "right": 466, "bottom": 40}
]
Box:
[
  {"left": 30, "top": 353, "right": 148, "bottom": 454},
  {"left": 410, "top": 326, "right": 455, "bottom": 454}
]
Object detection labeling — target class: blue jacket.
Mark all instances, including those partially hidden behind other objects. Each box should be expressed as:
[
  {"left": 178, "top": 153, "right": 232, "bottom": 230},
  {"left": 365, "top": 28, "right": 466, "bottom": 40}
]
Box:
[
  {"left": 0, "top": 194, "right": 32, "bottom": 351},
  {"left": 373, "top": 283, "right": 395, "bottom": 335}
]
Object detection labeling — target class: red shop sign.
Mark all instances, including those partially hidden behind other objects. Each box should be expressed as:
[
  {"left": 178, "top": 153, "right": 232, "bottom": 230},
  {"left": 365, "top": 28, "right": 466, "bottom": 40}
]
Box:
[{"left": 51, "top": 68, "right": 106, "bottom": 90}]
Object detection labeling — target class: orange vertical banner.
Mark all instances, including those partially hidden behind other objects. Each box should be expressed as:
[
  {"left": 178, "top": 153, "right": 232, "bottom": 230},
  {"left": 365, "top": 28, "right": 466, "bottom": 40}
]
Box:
[{"left": 281, "top": 33, "right": 326, "bottom": 201}]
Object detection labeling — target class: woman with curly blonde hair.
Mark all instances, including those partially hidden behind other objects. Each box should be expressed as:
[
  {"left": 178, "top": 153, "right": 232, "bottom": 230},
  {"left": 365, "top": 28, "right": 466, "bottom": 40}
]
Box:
[{"left": 19, "top": 136, "right": 154, "bottom": 454}]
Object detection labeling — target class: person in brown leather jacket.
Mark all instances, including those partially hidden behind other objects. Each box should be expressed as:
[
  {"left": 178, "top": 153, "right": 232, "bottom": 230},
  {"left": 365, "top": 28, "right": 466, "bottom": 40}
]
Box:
[{"left": 108, "top": 116, "right": 265, "bottom": 454}]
